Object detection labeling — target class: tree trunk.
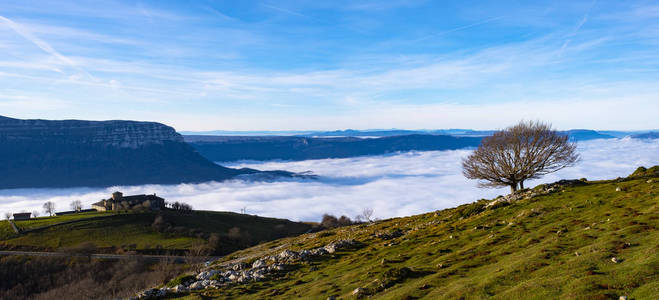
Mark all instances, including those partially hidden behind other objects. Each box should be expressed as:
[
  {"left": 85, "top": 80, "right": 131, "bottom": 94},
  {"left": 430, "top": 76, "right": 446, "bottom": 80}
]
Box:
[
  {"left": 519, "top": 181, "right": 524, "bottom": 190},
  {"left": 510, "top": 183, "right": 517, "bottom": 193}
]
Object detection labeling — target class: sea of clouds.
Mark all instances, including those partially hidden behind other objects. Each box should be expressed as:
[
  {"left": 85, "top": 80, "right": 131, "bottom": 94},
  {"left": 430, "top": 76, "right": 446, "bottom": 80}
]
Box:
[{"left": 1, "top": 138, "right": 657, "bottom": 221}]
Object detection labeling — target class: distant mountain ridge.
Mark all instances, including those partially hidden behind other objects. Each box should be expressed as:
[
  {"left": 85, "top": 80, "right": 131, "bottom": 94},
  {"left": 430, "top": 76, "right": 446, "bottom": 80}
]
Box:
[
  {"left": 185, "top": 134, "right": 483, "bottom": 162},
  {"left": 0, "top": 116, "right": 290, "bottom": 189},
  {"left": 181, "top": 128, "right": 649, "bottom": 139},
  {"left": 183, "top": 129, "right": 626, "bottom": 162},
  {"left": 631, "top": 132, "right": 658, "bottom": 139}
]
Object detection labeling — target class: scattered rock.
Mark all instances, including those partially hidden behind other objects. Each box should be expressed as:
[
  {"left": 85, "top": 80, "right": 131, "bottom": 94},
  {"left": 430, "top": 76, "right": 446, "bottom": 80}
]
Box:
[
  {"left": 311, "top": 247, "right": 329, "bottom": 256},
  {"left": 252, "top": 259, "right": 267, "bottom": 269},
  {"left": 172, "top": 284, "right": 187, "bottom": 293},
  {"left": 574, "top": 252, "right": 580, "bottom": 257},
  {"left": 619, "top": 296, "right": 627, "bottom": 300},
  {"left": 647, "top": 179, "right": 653, "bottom": 183},
  {"left": 324, "top": 239, "right": 356, "bottom": 253},
  {"left": 196, "top": 270, "right": 218, "bottom": 280},
  {"left": 137, "top": 239, "right": 360, "bottom": 297},
  {"left": 136, "top": 288, "right": 167, "bottom": 299},
  {"left": 615, "top": 187, "right": 622, "bottom": 192},
  {"left": 232, "top": 262, "right": 247, "bottom": 271},
  {"left": 327, "top": 296, "right": 336, "bottom": 300},
  {"left": 352, "top": 287, "right": 366, "bottom": 296},
  {"left": 189, "top": 281, "right": 204, "bottom": 290},
  {"left": 376, "top": 229, "right": 404, "bottom": 240},
  {"left": 279, "top": 249, "right": 299, "bottom": 260},
  {"left": 611, "top": 257, "right": 620, "bottom": 263}
]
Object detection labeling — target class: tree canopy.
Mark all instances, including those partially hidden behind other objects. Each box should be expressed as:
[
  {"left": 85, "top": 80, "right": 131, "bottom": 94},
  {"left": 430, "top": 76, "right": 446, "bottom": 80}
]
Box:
[{"left": 462, "top": 121, "right": 579, "bottom": 193}]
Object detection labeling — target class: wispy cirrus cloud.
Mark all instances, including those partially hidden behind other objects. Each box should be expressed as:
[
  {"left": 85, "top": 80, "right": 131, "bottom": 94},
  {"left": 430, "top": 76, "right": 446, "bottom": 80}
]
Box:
[
  {"left": 0, "top": 1, "right": 657, "bottom": 130},
  {"left": 0, "top": 15, "right": 95, "bottom": 80}
]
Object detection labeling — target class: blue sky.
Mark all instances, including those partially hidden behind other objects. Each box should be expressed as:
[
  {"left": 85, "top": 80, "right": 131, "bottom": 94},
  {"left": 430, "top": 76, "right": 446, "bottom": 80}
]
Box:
[{"left": 0, "top": 0, "right": 658, "bottom": 131}]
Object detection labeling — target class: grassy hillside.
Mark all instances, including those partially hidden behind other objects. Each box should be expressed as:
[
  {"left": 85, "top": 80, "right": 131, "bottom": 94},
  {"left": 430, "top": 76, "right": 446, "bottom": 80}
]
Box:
[
  {"left": 165, "top": 167, "right": 657, "bottom": 299},
  {"left": 0, "top": 210, "right": 312, "bottom": 255}
]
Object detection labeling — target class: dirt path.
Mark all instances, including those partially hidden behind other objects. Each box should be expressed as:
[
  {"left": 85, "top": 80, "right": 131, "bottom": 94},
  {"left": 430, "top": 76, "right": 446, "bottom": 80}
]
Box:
[{"left": 8, "top": 220, "right": 20, "bottom": 234}]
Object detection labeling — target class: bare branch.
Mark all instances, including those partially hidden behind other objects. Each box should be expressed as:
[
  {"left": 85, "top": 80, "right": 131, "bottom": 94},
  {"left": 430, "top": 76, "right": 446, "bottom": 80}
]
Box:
[{"left": 462, "top": 121, "right": 579, "bottom": 193}]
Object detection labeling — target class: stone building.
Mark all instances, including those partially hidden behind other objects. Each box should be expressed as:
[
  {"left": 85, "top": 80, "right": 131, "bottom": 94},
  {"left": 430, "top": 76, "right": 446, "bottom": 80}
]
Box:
[
  {"left": 13, "top": 212, "right": 31, "bottom": 220},
  {"left": 91, "top": 191, "right": 165, "bottom": 211}
]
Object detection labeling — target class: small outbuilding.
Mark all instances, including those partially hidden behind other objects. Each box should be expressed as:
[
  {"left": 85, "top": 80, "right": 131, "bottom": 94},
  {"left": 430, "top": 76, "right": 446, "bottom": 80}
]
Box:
[{"left": 13, "top": 212, "right": 32, "bottom": 220}]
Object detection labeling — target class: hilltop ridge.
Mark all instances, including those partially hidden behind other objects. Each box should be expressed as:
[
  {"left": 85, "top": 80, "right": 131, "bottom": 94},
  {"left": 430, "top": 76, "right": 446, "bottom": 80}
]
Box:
[{"left": 148, "top": 167, "right": 658, "bottom": 299}]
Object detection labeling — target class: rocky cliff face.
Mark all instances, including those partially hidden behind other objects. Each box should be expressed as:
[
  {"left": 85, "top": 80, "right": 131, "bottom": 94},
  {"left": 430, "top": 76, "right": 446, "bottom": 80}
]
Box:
[
  {"left": 0, "top": 115, "right": 283, "bottom": 189},
  {"left": 0, "top": 116, "right": 183, "bottom": 148}
]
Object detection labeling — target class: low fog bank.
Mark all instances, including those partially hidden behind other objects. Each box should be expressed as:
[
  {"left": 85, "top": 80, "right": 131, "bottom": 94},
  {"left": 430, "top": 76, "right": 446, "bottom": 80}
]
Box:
[{"left": 1, "top": 138, "right": 657, "bottom": 222}]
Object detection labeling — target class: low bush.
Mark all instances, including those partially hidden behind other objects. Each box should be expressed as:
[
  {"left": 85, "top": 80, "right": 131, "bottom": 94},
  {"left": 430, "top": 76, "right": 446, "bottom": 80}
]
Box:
[
  {"left": 320, "top": 214, "right": 356, "bottom": 229},
  {"left": 165, "top": 274, "right": 195, "bottom": 288}
]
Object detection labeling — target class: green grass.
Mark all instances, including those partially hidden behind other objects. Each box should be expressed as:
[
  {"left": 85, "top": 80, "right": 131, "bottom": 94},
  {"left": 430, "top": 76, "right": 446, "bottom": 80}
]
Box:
[
  {"left": 0, "top": 220, "right": 17, "bottom": 240},
  {"left": 14, "top": 211, "right": 114, "bottom": 231},
  {"left": 170, "top": 169, "right": 658, "bottom": 299},
  {"left": 0, "top": 210, "right": 312, "bottom": 253}
]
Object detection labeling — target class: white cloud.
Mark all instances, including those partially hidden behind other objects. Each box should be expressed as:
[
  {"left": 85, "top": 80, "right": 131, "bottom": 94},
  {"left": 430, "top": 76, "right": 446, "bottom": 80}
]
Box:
[{"left": 0, "top": 138, "right": 656, "bottom": 222}]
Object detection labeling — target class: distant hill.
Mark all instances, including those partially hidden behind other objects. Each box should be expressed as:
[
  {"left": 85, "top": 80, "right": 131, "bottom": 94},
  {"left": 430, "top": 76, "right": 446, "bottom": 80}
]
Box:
[
  {"left": 631, "top": 132, "right": 658, "bottom": 139},
  {"left": 158, "top": 167, "right": 658, "bottom": 299},
  {"left": 0, "top": 116, "right": 291, "bottom": 189},
  {"left": 183, "top": 130, "right": 622, "bottom": 162},
  {"left": 562, "top": 129, "right": 616, "bottom": 141},
  {"left": 0, "top": 210, "right": 312, "bottom": 255},
  {"left": 184, "top": 134, "right": 483, "bottom": 161},
  {"left": 182, "top": 128, "right": 632, "bottom": 139}
]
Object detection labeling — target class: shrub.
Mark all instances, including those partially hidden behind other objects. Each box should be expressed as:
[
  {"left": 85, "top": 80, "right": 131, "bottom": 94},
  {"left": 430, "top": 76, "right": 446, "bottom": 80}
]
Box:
[
  {"left": 166, "top": 274, "right": 195, "bottom": 288},
  {"left": 225, "top": 227, "right": 252, "bottom": 247},
  {"left": 320, "top": 214, "right": 354, "bottom": 229},
  {"left": 320, "top": 214, "right": 338, "bottom": 228},
  {"left": 337, "top": 215, "right": 352, "bottom": 227},
  {"left": 170, "top": 202, "right": 193, "bottom": 212},
  {"left": 151, "top": 215, "right": 167, "bottom": 232}
]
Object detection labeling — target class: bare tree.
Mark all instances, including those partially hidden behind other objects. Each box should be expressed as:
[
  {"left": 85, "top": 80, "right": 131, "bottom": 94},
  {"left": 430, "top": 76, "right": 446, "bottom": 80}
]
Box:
[
  {"left": 170, "top": 201, "right": 192, "bottom": 212},
  {"left": 361, "top": 208, "right": 374, "bottom": 222},
  {"left": 70, "top": 200, "right": 82, "bottom": 212},
  {"left": 43, "top": 201, "right": 56, "bottom": 216},
  {"left": 4, "top": 212, "right": 11, "bottom": 220},
  {"left": 462, "top": 121, "right": 579, "bottom": 193},
  {"left": 32, "top": 210, "right": 40, "bottom": 218}
]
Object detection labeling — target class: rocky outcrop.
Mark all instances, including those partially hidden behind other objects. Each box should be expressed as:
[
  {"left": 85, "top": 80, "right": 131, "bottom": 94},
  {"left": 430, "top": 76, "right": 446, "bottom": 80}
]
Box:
[
  {"left": 0, "top": 115, "right": 183, "bottom": 148},
  {"left": 0, "top": 115, "right": 293, "bottom": 189},
  {"left": 133, "top": 239, "right": 358, "bottom": 299}
]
